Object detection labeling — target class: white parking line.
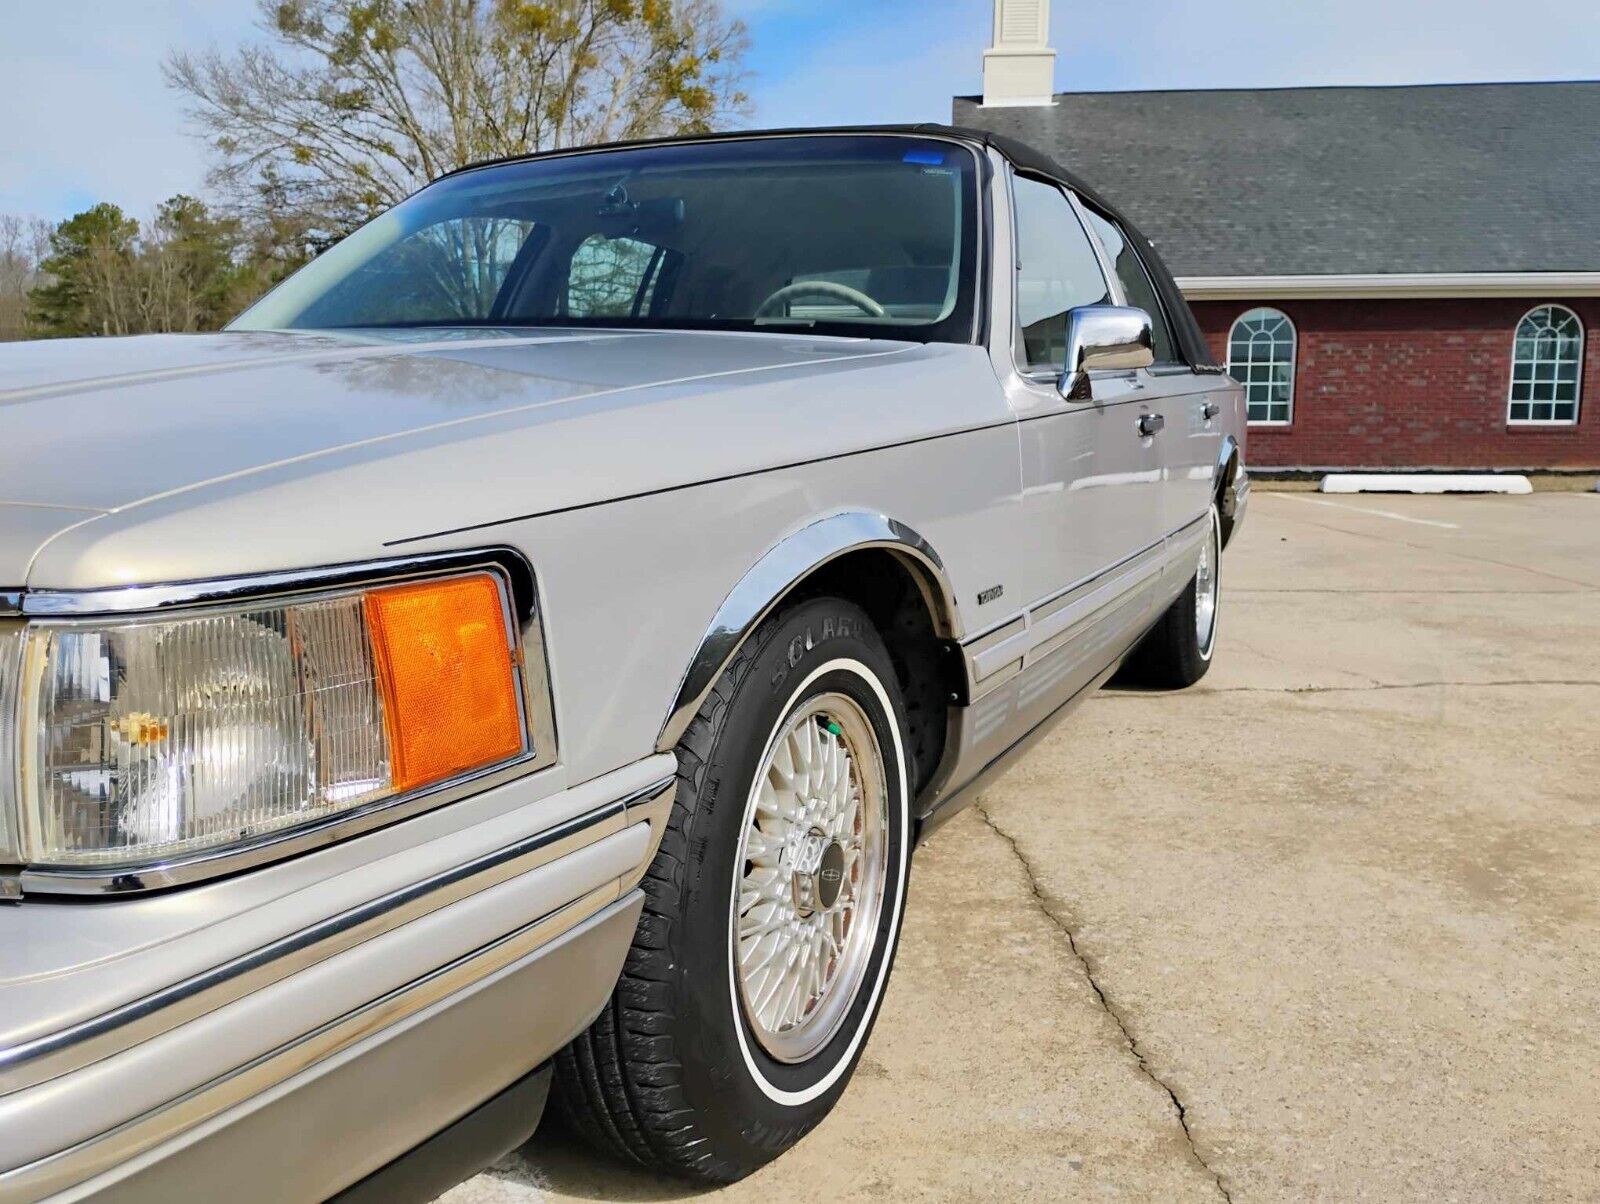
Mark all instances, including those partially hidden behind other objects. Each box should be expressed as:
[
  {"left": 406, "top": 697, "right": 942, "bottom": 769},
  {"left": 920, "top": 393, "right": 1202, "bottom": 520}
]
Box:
[{"left": 1275, "top": 493, "right": 1462, "bottom": 529}]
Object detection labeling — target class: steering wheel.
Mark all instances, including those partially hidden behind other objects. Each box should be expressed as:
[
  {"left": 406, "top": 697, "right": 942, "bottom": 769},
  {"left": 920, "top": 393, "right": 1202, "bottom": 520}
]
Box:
[{"left": 754, "top": 280, "right": 888, "bottom": 320}]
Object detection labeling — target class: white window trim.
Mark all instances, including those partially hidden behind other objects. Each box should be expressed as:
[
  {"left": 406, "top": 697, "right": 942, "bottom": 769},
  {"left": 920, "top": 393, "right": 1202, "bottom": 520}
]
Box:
[
  {"left": 1506, "top": 303, "right": 1584, "bottom": 427},
  {"left": 1228, "top": 307, "right": 1297, "bottom": 427}
]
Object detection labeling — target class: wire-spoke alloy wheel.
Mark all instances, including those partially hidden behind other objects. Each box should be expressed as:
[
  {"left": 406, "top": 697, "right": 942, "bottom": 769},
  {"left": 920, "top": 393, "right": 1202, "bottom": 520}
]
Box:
[
  {"left": 1118, "top": 500, "right": 1223, "bottom": 689},
  {"left": 733, "top": 692, "right": 889, "bottom": 1065},
  {"left": 554, "top": 597, "right": 911, "bottom": 1182},
  {"left": 1194, "top": 503, "right": 1221, "bottom": 661}
]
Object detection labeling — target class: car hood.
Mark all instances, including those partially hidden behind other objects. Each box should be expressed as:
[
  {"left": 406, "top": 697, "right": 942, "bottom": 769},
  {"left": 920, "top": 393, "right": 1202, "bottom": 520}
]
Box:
[{"left": 0, "top": 327, "right": 913, "bottom": 583}]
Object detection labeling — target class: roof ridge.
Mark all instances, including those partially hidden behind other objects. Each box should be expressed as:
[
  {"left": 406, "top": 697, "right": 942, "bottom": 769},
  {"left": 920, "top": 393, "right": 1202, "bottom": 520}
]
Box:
[{"left": 955, "top": 78, "right": 1600, "bottom": 101}]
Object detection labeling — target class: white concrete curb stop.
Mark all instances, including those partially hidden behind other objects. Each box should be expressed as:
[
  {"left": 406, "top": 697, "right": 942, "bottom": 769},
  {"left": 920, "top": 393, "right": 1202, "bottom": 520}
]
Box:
[{"left": 1321, "top": 474, "right": 1534, "bottom": 495}]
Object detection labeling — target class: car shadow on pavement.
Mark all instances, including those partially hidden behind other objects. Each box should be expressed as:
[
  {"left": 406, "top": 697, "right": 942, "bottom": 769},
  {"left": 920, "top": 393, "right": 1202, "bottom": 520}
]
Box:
[
  {"left": 473, "top": 1125, "right": 710, "bottom": 1202},
  {"left": 1098, "top": 678, "right": 1181, "bottom": 695}
]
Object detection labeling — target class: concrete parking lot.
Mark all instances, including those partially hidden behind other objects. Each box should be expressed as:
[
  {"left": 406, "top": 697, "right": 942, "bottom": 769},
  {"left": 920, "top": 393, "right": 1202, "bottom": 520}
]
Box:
[{"left": 447, "top": 489, "right": 1600, "bottom": 1203}]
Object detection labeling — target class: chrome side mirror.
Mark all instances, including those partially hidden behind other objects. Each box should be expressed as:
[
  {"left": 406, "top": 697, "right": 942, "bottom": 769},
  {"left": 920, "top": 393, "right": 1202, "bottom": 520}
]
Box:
[{"left": 1057, "top": 305, "right": 1155, "bottom": 400}]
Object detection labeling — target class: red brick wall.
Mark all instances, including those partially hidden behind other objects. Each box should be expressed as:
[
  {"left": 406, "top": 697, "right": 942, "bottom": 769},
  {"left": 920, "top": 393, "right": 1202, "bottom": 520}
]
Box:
[{"left": 1190, "top": 297, "right": 1600, "bottom": 470}]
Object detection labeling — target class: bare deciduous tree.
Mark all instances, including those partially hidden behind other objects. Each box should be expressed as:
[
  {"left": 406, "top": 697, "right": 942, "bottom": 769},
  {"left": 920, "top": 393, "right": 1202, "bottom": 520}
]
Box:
[
  {"left": 0, "top": 215, "right": 52, "bottom": 341},
  {"left": 165, "top": 0, "right": 749, "bottom": 240}
]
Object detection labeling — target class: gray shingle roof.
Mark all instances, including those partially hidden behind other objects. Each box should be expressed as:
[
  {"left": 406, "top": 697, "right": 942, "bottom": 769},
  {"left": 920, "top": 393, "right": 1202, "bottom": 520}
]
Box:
[{"left": 953, "top": 82, "right": 1600, "bottom": 277}]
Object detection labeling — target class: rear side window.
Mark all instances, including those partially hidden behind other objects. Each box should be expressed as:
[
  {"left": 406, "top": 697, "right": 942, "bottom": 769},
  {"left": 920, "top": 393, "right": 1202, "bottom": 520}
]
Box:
[
  {"left": 564, "top": 235, "right": 667, "bottom": 318},
  {"left": 1081, "top": 207, "right": 1182, "bottom": 366},
  {"left": 1012, "top": 176, "right": 1111, "bottom": 371}
]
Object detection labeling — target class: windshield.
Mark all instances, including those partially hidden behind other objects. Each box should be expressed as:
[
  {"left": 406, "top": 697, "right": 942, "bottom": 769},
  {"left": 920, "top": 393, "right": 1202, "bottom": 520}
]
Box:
[{"left": 232, "top": 135, "right": 980, "bottom": 342}]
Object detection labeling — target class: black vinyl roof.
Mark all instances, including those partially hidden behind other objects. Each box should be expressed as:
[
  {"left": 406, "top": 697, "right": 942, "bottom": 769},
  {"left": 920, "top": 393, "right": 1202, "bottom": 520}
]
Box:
[{"left": 954, "top": 81, "right": 1600, "bottom": 277}]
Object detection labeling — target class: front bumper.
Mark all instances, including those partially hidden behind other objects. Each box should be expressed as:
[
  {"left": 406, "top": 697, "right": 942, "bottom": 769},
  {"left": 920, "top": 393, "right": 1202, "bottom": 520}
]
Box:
[{"left": 0, "top": 759, "right": 671, "bottom": 1203}]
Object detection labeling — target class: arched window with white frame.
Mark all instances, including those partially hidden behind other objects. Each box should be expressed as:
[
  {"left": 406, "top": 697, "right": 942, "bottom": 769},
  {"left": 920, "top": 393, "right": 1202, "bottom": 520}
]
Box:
[
  {"left": 1509, "top": 305, "right": 1583, "bottom": 424},
  {"left": 1228, "top": 307, "right": 1296, "bottom": 425}
]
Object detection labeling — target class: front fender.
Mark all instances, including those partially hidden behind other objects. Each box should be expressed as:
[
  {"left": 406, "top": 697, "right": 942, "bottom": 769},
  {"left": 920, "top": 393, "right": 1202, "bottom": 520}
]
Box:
[{"left": 654, "top": 511, "right": 961, "bottom": 752}]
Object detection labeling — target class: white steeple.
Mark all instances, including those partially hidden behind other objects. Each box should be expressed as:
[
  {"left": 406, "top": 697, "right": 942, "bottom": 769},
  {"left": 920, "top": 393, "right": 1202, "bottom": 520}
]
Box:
[{"left": 981, "top": 0, "right": 1056, "bottom": 107}]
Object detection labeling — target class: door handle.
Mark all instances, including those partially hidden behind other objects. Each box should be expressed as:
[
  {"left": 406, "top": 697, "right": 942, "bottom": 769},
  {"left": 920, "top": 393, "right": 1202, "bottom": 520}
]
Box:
[
  {"left": 1137, "top": 412, "right": 1165, "bottom": 437},
  {"left": 1202, "top": 401, "right": 1221, "bottom": 420}
]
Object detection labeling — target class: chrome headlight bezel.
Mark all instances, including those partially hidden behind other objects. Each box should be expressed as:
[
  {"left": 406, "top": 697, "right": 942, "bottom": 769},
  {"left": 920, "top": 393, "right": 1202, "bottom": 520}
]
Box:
[{"left": 0, "top": 548, "right": 556, "bottom": 897}]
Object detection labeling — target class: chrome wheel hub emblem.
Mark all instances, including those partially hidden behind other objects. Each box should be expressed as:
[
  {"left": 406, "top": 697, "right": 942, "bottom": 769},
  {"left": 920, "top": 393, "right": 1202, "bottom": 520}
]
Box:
[{"left": 790, "top": 826, "right": 847, "bottom": 916}]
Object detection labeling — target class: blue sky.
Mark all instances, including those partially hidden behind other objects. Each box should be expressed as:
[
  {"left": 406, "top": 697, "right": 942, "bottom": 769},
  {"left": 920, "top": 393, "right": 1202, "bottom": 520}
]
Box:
[{"left": 4, "top": 0, "right": 1599, "bottom": 222}]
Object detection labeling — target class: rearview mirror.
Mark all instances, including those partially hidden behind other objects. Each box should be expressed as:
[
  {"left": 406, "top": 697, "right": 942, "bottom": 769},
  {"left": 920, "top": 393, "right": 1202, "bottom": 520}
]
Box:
[{"left": 1057, "top": 305, "right": 1155, "bottom": 400}]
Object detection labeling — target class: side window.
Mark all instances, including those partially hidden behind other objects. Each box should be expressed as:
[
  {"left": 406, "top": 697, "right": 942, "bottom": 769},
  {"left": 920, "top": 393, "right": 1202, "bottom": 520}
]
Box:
[
  {"left": 1081, "top": 207, "right": 1181, "bottom": 365},
  {"left": 1011, "top": 176, "right": 1112, "bottom": 371},
  {"left": 564, "top": 235, "right": 664, "bottom": 318}
]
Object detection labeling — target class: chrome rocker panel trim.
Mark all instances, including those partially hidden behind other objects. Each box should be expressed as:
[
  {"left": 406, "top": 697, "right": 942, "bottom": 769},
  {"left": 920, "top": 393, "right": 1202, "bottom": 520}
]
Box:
[
  {"left": 656, "top": 510, "right": 963, "bottom": 752},
  {"left": 8, "top": 546, "right": 559, "bottom": 897}
]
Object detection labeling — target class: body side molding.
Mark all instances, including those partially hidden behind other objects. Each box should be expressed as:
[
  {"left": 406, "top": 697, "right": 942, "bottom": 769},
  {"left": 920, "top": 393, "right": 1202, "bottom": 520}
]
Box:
[{"left": 655, "top": 512, "right": 963, "bottom": 752}]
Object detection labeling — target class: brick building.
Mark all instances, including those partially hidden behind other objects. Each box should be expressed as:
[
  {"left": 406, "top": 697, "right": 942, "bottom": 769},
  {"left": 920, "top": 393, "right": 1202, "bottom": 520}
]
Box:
[{"left": 957, "top": 4, "right": 1600, "bottom": 471}]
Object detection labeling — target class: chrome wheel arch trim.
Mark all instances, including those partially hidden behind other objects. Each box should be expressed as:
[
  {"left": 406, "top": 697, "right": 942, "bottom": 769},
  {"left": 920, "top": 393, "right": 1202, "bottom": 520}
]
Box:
[
  {"left": 1215, "top": 434, "right": 1240, "bottom": 494},
  {"left": 1214, "top": 433, "right": 1247, "bottom": 548},
  {"left": 655, "top": 511, "right": 963, "bottom": 753},
  {"left": 1215, "top": 434, "right": 1242, "bottom": 507}
]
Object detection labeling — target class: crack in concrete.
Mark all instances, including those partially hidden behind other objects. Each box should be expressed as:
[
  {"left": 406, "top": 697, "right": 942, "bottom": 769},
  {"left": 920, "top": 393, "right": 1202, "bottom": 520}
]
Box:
[
  {"left": 1228, "top": 636, "right": 1386, "bottom": 689},
  {"left": 975, "top": 803, "right": 1235, "bottom": 1204},
  {"left": 1098, "top": 679, "right": 1600, "bottom": 699}
]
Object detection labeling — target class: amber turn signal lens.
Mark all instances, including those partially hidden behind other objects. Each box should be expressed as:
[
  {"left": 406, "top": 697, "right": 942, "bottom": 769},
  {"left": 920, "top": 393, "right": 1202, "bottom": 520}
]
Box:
[{"left": 365, "top": 573, "right": 525, "bottom": 792}]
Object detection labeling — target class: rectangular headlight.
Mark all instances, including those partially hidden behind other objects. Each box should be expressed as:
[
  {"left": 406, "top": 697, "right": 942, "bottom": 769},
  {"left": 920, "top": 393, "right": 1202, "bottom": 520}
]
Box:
[
  {"left": 0, "top": 621, "right": 22, "bottom": 865},
  {"left": 12, "top": 571, "right": 528, "bottom": 869}
]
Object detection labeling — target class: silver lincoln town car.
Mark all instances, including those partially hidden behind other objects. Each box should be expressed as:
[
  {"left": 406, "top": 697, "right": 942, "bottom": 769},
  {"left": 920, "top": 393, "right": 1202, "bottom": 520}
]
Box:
[{"left": 0, "top": 126, "right": 1247, "bottom": 1200}]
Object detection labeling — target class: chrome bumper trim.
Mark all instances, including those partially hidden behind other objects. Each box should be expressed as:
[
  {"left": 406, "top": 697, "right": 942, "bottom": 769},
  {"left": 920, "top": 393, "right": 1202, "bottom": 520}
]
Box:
[
  {"left": 0, "top": 777, "right": 672, "bottom": 1098},
  {"left": 0, "top": 887, "right": 643, "bottom": 1202}
]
